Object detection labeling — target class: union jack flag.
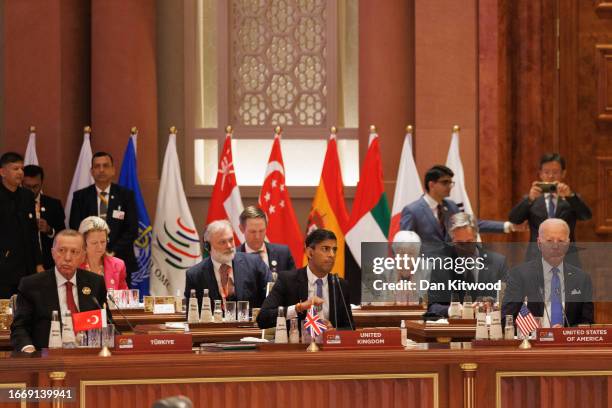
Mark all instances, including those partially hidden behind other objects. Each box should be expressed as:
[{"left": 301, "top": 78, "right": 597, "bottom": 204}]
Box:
[
  {"left": 304, "top": 306, "right": 327, "bottom": 337},
  {"left": 516, "top": 303, "right": 539, "bottom": 336}
]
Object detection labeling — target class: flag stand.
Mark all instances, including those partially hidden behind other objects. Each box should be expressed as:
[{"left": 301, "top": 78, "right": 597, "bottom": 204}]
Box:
[
  {"left": 306, "top": 339, "right": 319, "bottom": 353},
  {"left": 98, "top": 346, "right": 112, "bottom": 357},
  {"left": 518, "top": 337, "right": 532, "bottom": 349}
]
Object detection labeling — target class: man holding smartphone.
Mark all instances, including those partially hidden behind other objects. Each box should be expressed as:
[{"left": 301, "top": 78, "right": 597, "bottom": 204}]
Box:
[{"left": 509, "top": 153, "right": 591, "bottom": 265}]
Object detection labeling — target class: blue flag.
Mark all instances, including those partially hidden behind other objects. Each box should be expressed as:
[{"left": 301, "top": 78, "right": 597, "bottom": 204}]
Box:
[{"left": 118, "top": 136, "right": 152, "bottom": 296}]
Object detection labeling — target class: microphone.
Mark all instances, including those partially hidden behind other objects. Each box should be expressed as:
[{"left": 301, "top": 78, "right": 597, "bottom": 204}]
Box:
[
  {"left": 91, "top": 296, "right": 122, "bottom": 334},
  {"left": 107, "top": 294, "right": 139, "bottom": 333},
  {"left": 331, "top": 274, "right": 338, "bottom": 329},
  {"left": 538, "top": 287, "right": 552, "bottom": 328},
  {"left": 333, "top": 274, "right": 354, "bottom": 331}
]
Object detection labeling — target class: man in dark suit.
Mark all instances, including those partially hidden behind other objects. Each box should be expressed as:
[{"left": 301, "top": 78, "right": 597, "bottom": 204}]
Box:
[
  {"left": 184, "top": 220, "right": 272, "bottom": 312},
  {"left": 509, "top": 153, "right": 591, "bottom": 265},
  {"left": 427, "top": 213, "right": 508, "bottom": 317},
  {"left": 11, "top": 229, "right": 108, "bottom": 352},
  {"left": 400, "top": 165, "right": 521, "bottom": 255},
  {"left": 69, "top": 152, "right": 138, "bottom": 284},
  {"left": 502, "top": 218, "right": 593, "bottom": 327},
  {"left": 0, "top": 152, "right": 43, "bottom": 299},
  {"left": 22, "top": 165, "right": 66, "bottom": 270},
  {"left": 257, "top": 228, "right": 354, "bottom": 330},
  {"left": 237, "top": 205, "right": 296, "bottom": 275}
]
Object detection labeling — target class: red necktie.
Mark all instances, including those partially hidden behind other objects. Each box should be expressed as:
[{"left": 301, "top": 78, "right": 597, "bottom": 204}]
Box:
[
  {"left": 219, "top": 264, "right": 235, "bottom": 298},
  {"left": 65, "top": 282, "right": 78, "bottom": 314}
]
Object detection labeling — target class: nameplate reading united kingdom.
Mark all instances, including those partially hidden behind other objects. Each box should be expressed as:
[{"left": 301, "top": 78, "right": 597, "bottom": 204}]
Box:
[
  {"left": 322, "top": 329, "right": 402, "bottom": 350},
  {"left": 536, "top": 326, "right": 612, "bottom": 346}
]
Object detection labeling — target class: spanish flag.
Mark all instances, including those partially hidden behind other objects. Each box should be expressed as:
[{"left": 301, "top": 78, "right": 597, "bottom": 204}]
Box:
[{"left": 305, "top": 129, "right": 350, "bottom": 275}]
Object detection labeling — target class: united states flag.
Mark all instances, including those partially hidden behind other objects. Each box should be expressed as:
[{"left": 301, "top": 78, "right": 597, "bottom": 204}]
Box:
[
  {"left": 516, "top": 303, "right": 539, "bottom": 336},
  {"left": 304, "top": 306, "right": 327, "bottom": 337}
]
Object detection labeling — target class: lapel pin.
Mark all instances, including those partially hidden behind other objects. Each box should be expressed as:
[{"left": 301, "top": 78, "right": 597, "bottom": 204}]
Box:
[
  {"left": 41, "top": 207, "right": 46, "bottom": 212},
  {"left": 28, "top": 213, "right": 33, "bottom": 219},
  {"left": 271, "top": 260, "right": 277, "bottom": 267},
  {"left": 82, "top": 287, "right": 91, "bottom": 295}
]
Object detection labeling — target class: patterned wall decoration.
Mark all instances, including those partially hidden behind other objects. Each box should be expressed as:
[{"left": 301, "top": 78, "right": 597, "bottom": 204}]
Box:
[{"left": 230, "top": 0, "right": 328, "bottom": 127}]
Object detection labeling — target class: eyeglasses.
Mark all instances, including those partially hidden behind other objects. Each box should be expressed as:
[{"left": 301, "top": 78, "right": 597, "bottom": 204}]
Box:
[{"left": 437, "top": 180, "right": 455, "bottom": 187}]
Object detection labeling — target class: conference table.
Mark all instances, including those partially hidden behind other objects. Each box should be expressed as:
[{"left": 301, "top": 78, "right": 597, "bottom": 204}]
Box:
[{"left": 1, "top": 342, "right": 611, "bottom": 407}]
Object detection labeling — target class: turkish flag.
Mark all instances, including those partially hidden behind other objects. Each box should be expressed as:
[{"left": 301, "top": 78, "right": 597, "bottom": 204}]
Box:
[
  {"left": 72, "top": 309, "right": 104, "bottom": 332},
  {"left": 206, "top": 132, "right": 244, "bottom": 244},
  {"left": 259, "top": 133, "right": 304, "bottom": 262}
]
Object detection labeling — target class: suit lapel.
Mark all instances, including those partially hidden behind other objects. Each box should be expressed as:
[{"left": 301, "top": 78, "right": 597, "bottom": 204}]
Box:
[
  {"left": 231, "top": 254, "right": 246, "bottom": 299},
  {"left": 87, "top": 185, "right": 98, "bottom": 216},
  {"left": 45, "top": 270, "right": 61, "bottom": 315},
  {"left": 533, "top": 196, "right": 548, "bottom": 220},
  {"left": 297, "top": 268, "right": 308, "bottom": 303},
  {"left": 202, "top": 258, "right": 221, "bottom": 299},
  {"left": 563, "top": 263, "right": 577, "bottom": 298},
  {"left": 265, "top": 243, "right": 276, "bottom": 268},
  {"left": 419, "top": 198, "right": 443, "bottom": 239},
  {"left": 555, "top": 196, "right": 570, "bottom": 217},
  {"left": 76, "top": 271, "right": 95, "bottom": 312}
]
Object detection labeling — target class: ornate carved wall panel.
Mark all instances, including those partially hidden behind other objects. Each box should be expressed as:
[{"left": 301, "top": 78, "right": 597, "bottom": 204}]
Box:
[
  {"left": 597, "top": 45, "right": 612, "bottom": 122},
  {"left": 597, "top": 157, "right": 612, "bottom": 233}
]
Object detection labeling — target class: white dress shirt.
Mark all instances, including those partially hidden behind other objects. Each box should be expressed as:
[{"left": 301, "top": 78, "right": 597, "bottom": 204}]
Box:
[
  {"left": 540, "top": 259, "right": 565, "bottom": 328},
  {"left": 245, "top": 243, "right": 269, "bottom": 266},
  {"left": 55, "top": 268, "right": 80, "bottom": 316},
  {"left": 287, "top": 266, "right": 329, "bottom": 321}
]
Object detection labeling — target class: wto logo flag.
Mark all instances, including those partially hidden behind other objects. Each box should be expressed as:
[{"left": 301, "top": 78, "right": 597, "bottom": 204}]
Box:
[{"left": 118, "top": 134, "right": 152, "bottom": 296}]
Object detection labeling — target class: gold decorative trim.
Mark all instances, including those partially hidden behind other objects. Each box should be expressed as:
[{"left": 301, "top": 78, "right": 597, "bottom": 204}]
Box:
[
  {"left": 496, "top": 370, "right": 612, "bottom": 408},
  {"left": 460, "top": 363, "right": 478, "bottom": 372},
  {"left": 0, "top": 383, "right": 26, "bottom": 408},
  {"left": 49, "top": 371, "right": 66, "bottom": 381},
  {"left": 82, "top": 373, "right": 439, "bottom": 408}
]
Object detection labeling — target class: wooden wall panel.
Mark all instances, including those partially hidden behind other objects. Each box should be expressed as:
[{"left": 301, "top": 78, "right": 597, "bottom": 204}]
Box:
[
  {"left": 82, "top": 377, "right": 437, "bottom": 408},
  {"left": 596, "top": 157, "right": 612, "bottom": 232},
  {"left": 597, "top": 45, "right": 612, "bottom": 122}
]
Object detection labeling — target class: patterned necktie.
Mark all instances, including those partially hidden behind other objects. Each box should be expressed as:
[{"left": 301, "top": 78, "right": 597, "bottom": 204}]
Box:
[
  {"left": 219, "top": 264, "right": 235, "bottom": 298},
  {"left": 550, "top": 267, "right": 563, "bottom": 326},
  {"left": 64, "top": 281, "right": 78, "bottom": 314},
  {"left": 547, "top": 194, "right": 556, "bottom": 218},
  {"left": 437, "top": 204, "right": 446, "bottom": 235},
  {"left": 99, "top": 192, "right": 109, "bottom": 219}
]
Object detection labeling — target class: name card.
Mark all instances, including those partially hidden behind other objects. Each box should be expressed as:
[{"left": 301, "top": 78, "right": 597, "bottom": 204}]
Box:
[
  {"left": 114, "top": 334, "right": 193, "bottom": 354},
  {"left": 153, "top": 303, "right": 176, "bottom": 314},
  {"left": 322, "top": 329, "right": 402, "bottom": 350},
  {"left": 537, "top": 326, "right": 612, "bottom": 346}
]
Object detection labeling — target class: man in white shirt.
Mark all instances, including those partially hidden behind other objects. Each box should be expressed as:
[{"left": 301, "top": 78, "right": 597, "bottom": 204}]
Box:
[
  {"left": 257, "top": 228, "right": 354, "bottom": 330},
  {"left": 10, "top": 229, "right": 108, "bottom": 352},
  {"left": 502, "top": 218, "right": 593, "bottom": 327}
]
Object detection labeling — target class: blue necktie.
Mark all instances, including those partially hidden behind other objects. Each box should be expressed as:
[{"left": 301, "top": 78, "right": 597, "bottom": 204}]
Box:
[
  {"left": 550, "top": 267, "right": 563, "bottom": 326},
  {"left": 547, "top": 194, "right": 556, "bottom": 218},
  {"left": 315, "top": 278, "right": 324, "bottom": 315}
]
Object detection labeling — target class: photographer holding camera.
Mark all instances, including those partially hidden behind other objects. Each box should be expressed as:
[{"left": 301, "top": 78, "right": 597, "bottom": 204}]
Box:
[{"left": 509, "top": 153, "right": 591, "bottom": 265}]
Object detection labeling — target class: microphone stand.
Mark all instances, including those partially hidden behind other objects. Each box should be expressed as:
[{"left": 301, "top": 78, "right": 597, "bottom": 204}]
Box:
[
  {"left": 107, "top": 294, "right": 138, "bottom": 333},
  {"left": 334, "top": 275, "right": 354, "bottom": 331}
]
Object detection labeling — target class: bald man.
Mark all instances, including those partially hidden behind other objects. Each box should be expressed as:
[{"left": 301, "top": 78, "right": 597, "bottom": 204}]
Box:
[{"left": 502, "top": 218, "right": 593, "bottom": 327}]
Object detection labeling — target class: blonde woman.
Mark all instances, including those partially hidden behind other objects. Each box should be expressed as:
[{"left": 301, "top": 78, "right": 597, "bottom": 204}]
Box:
[{"left": 78, "top": 216, "right": 128, "bottom": 290}]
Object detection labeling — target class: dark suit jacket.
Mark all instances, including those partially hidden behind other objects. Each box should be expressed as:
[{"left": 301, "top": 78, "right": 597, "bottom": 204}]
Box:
[
  {"left": 69, "top": 183, "right": 138, "bottom": 280},
  {"left": 399, "top": 196, "right": 505, "bottom": 248},
  {"left": 184, "top": 251, "right": 272, "bottom": 312},
  {"left": 508, "top": 194, "right": 592, "bottom": 264},
  {"left": 39, "top": 194, "right": 66, "bottom": 270},
  {"left": 10, "top": 268, "right": 108, "bottom": 351},
  {"left": 257, "top": 267, "right": 355, "bottom": 330},
  {"left": 428, "top": 247, "right": 508, "bottom": 317},
  {"left": 237, "top": 242, "right": 296, "bottom": 273},
  {"left": 501, "top": 259, "right": 594, "bottom": 326},
  {"left": 0, "top": 183, "right": 41, "bottom": 293}
]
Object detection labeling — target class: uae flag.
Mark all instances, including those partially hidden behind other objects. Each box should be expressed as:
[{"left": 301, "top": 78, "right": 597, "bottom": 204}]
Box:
[
  {"left": 206, "top": 130, "right": 244, "bottom": 244},
  {"left": 259, "top": 131, "right": 303, "bottom": 263},
  {"left": 305, "top": 131, "right": 349, "bottom": 275},
  {"left": 389, "top": 126, "right": 423, "bottom": 241},
  {"left": 345, "top": 130, "right": 390, "bottom": 302}
]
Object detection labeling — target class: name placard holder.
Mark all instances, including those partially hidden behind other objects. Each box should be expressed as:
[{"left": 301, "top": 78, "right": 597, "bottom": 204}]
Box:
[
  {"left": 322, "top": 329, "right": 402, "bottom": 350},
  {"left": 114, "top": 334, "right": 193, "bottom": 354},
  {"left": 536, "top": 326, "right": 612, "bottom": 346}
]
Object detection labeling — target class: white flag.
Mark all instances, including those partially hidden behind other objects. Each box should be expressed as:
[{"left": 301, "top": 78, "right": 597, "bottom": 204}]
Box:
[
  {"left": 150, "top": 132, "right": 202, "bottom": 296},
  {"left": 445, "top": 128, "right": 474, "bottom": 215},
  {"left": 389, "top": 129, "right": 423, "bottom": 240},
  {"left": 24, "top": 129, "right": 39, "bottom": 166},
  {"left": 64, "top": 131, "right": 94, "bottom": 226}
]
